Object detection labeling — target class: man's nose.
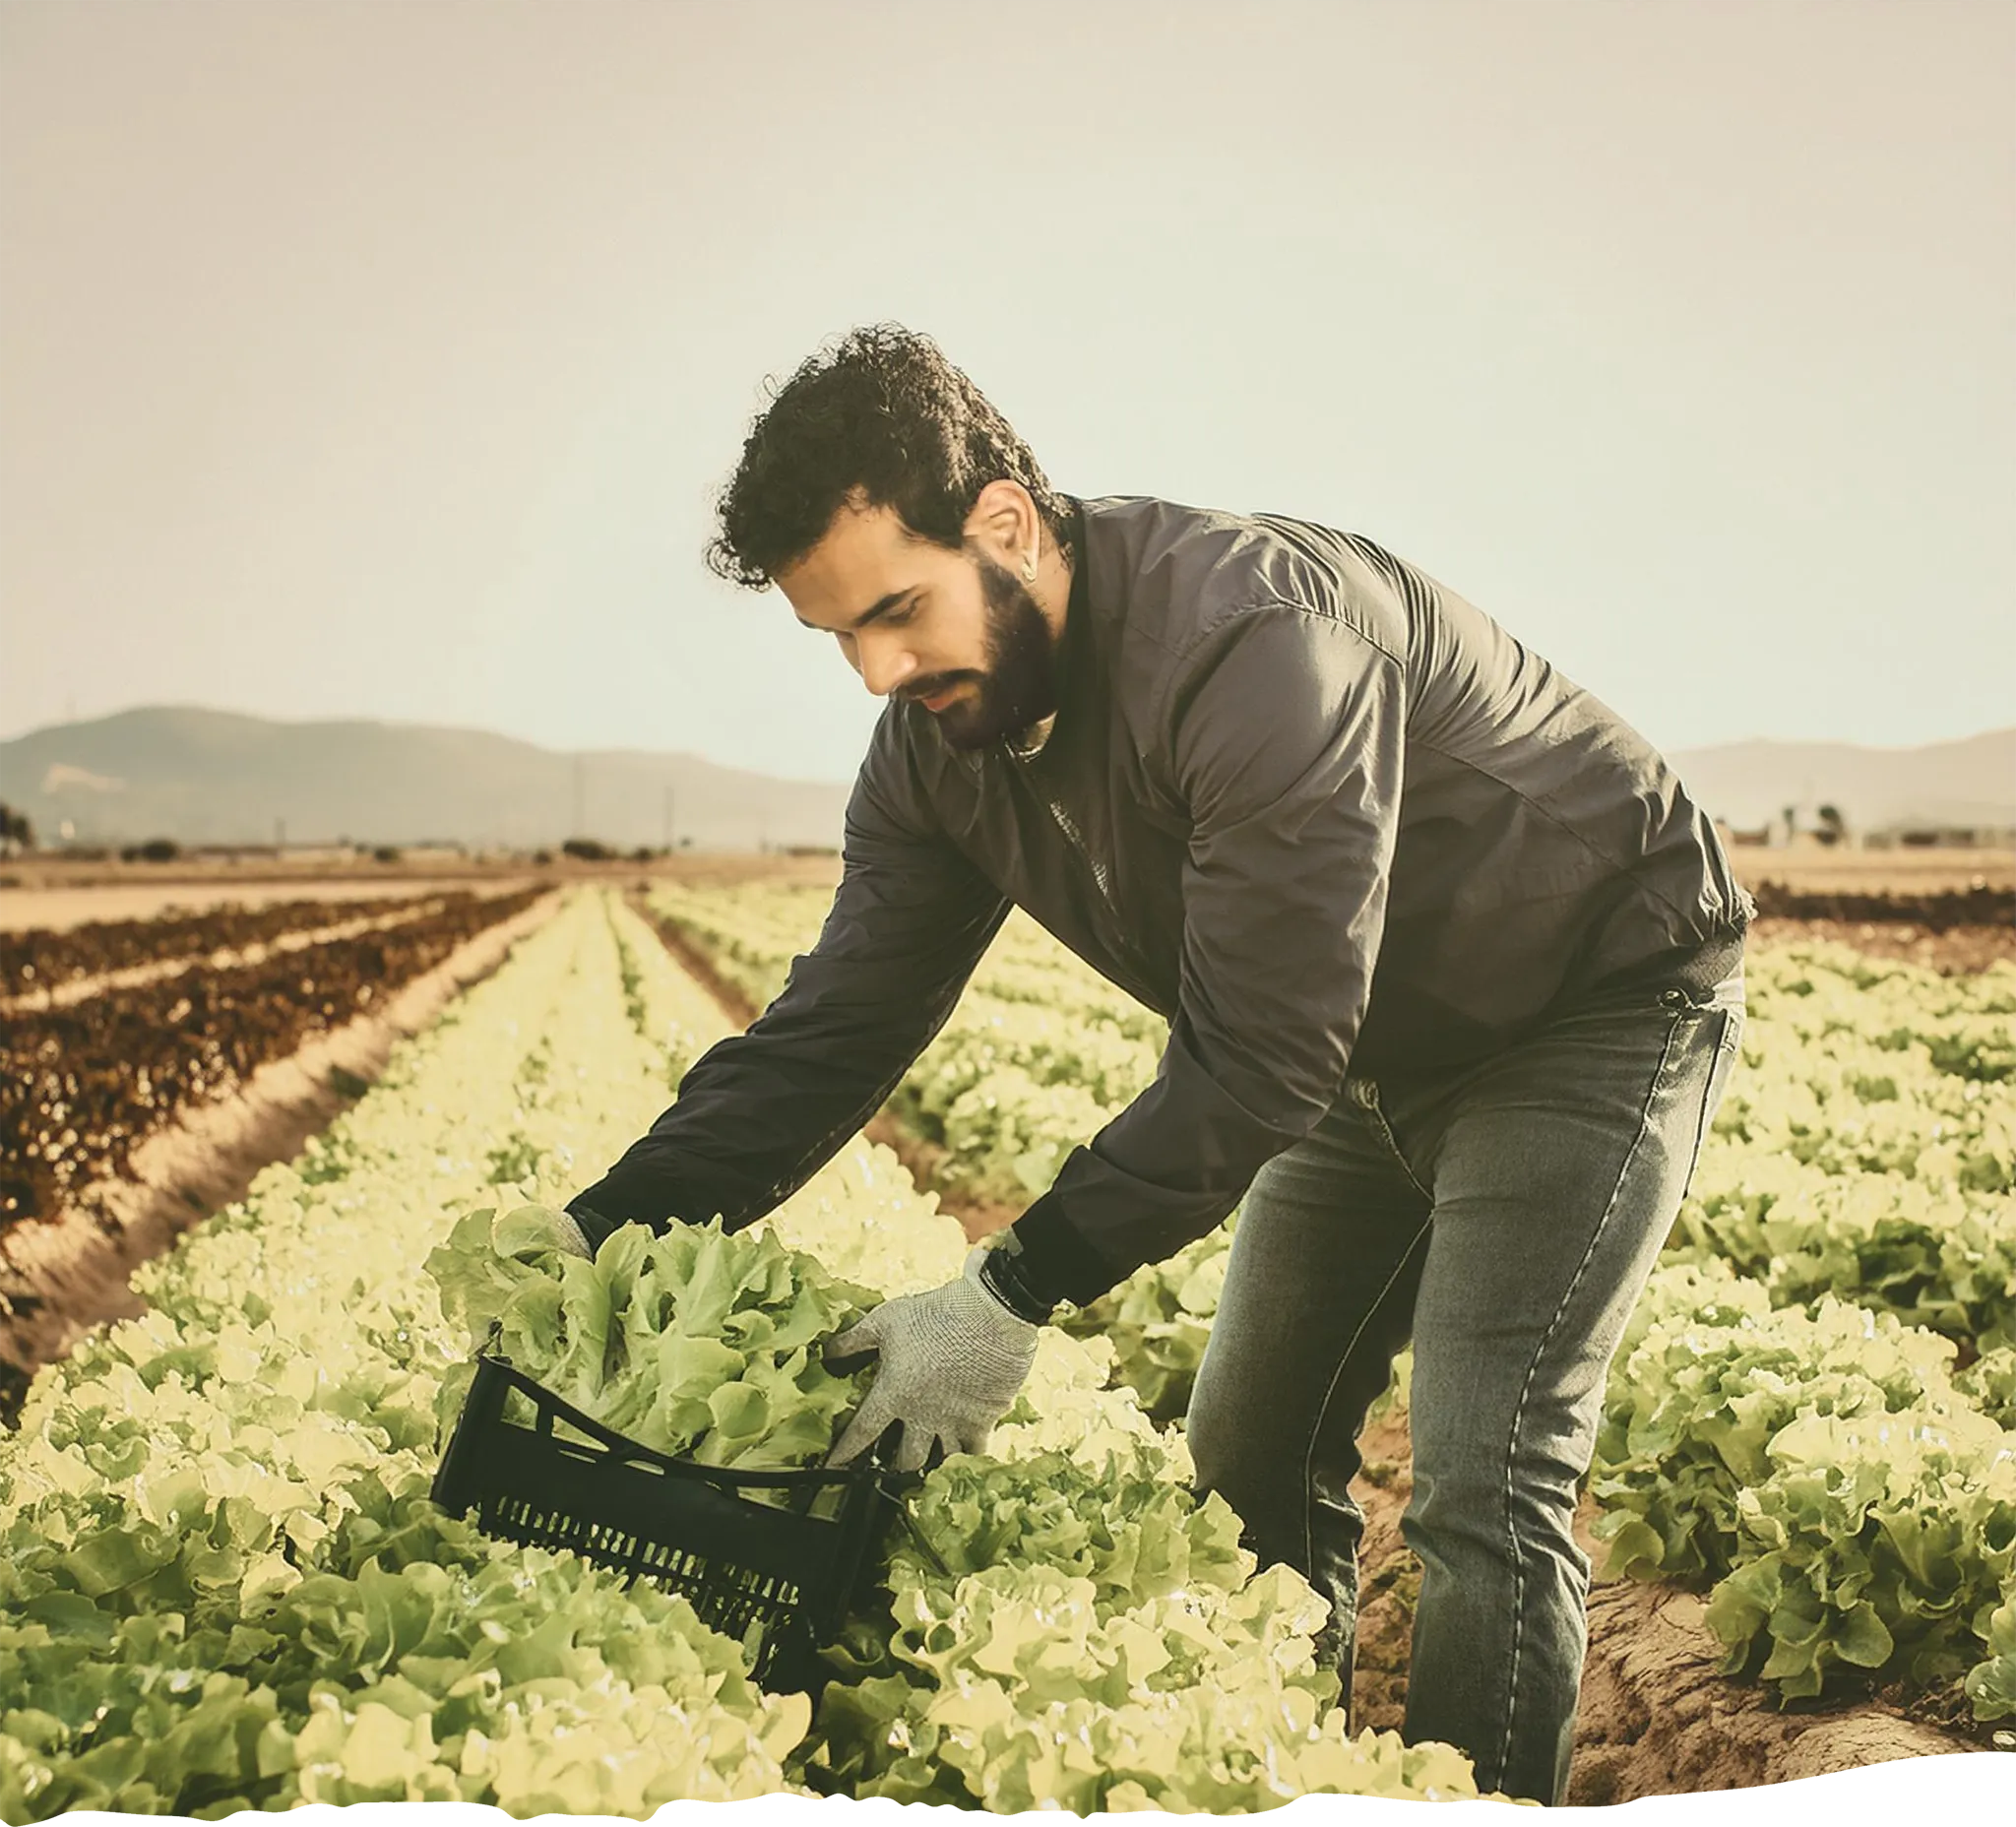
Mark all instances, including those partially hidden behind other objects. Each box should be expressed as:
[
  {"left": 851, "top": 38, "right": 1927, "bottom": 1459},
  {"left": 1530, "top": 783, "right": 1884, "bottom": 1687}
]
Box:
[{"left": 856, "top": 632, "right": 920, "bottom": 699}]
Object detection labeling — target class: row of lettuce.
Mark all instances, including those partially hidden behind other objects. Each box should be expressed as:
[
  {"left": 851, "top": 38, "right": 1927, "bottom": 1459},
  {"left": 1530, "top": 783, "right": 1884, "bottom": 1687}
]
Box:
[
  {"left": 0, "top": 889, "right": 1502, "bottom": 1819},
  {"left": 647, "top": 882, "right": 1221, "bottom": 1425},
  {"left": 651, "top": 880, "right": 2016, "bottom": 1724}
]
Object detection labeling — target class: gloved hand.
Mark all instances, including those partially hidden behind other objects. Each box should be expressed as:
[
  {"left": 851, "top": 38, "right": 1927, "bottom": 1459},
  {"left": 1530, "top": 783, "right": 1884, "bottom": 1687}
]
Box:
[{"left": 822, "top": 1243, "right": 1043, "bottom": 1472}]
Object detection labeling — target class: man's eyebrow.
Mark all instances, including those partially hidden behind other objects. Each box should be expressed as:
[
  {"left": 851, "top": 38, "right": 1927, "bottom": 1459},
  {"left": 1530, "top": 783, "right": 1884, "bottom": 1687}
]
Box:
[{"left": 795, "top": 587, "right": 919, "bottom": 633}]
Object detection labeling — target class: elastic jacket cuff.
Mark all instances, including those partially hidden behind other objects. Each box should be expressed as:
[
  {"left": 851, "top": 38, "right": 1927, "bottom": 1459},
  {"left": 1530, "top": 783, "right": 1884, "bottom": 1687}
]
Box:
[
  {"left": 565, "top": 1158, "right": 741, "bottom": 1237},
  {"left": 977, "top": 1241, "right": 1057, "bottom": 1324},
  {"left": 562, "top": 1198, "right": 628, "bottom": 1254},
  {"left": 1003, "top": 1186, "right": 1128, "bottom": 1311}
]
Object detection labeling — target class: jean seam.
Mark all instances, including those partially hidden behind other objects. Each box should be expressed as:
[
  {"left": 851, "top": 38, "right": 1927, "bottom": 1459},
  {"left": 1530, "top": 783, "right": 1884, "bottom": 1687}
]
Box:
[
  {"left": 1678, "top": 1008, "right": 1740, "bottom": 1193},
  {"left": 1492, "top": 1006, "right": 1688, "bottom": 1787},
  {"left": 1300, "top": 1209, "right": 1436, "bottom": 1582}
]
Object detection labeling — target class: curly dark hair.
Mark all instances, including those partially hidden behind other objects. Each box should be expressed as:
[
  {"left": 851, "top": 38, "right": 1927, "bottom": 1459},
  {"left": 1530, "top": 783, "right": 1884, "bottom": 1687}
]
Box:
[{"left": 704, "top": 324, "right": 1077, "bottom": 590}]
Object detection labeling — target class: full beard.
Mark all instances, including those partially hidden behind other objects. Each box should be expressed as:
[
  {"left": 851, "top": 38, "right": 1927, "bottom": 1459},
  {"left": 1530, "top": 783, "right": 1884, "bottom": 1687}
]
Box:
[{"left": 929, "top": 554, "right": 1061, "bottom": 753}]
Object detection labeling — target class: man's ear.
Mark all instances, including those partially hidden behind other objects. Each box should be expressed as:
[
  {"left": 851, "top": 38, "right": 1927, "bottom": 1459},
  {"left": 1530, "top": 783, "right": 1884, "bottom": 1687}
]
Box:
[{"left": 965, "top": 478, "right": 1038, "bottom": 565}]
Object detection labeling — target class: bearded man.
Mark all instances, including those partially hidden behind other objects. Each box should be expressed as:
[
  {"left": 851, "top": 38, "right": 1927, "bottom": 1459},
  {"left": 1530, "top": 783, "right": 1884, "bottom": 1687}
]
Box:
[{"left": 554, "top": 323, "right": 1751, "bottom": 1807}]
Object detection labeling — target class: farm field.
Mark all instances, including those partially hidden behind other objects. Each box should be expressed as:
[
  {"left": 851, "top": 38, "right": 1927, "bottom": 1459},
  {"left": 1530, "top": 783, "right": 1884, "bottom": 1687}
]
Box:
[
  {"left": 0, "top": 888, "right": 1499, "bottom": 1818},
  {"left": 643, "top": 876, "right": 2016, "bottom": 1800},
  {"left": 0, "top": 888, "right": 561, "bottom": 1423},
  {"left": 1, "top": 888, "right": 552, "bottom": 1228},
  {"left": 0, "top": 853, "right": 842, "bottom": 933},
  {"left": 0, "top": 868, "right": 2010, "bottom": 1814}
]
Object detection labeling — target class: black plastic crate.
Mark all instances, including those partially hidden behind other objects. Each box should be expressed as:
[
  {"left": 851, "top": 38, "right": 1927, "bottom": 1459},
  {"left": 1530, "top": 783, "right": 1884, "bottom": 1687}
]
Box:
[{"left": 430, "top": 1350, "right": 929, "bottom": 1694}]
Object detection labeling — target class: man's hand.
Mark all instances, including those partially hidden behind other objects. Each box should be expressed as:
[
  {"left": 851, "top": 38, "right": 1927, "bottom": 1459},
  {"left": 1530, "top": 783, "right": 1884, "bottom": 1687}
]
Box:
[{"left": 822, "top": 1243, "right": 1042, "bottom": 1473}]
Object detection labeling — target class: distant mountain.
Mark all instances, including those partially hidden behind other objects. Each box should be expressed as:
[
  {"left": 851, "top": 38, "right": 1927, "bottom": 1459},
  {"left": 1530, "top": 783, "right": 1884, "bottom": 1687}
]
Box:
[
  {"left": 3, "top": 706, "right": 2009, "bottom": 852},
  {"left": 0, "top": 707, "right": 851, "bottom": 850},
  {"left": 1667, "top": 727, "right": 2016, "bottom": 835}
]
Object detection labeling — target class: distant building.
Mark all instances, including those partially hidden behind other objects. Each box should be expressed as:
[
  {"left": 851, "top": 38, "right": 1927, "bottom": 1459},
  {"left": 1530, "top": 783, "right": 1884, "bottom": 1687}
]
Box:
[
  {"left": 273, "top": 845, "right": 356, "bottom": 865},
  {"left": 1715, "top": 802, "right": 1860, "bottom": 850},
  {"left": 1864, "top": 823, "right": 2016, "bottom": 850}
]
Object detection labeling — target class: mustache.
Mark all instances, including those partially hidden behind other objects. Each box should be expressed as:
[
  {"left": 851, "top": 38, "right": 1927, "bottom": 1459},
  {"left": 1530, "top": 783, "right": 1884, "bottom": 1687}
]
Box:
[{"left": 903, "top": 673, "right": 978, "bottom": 702}]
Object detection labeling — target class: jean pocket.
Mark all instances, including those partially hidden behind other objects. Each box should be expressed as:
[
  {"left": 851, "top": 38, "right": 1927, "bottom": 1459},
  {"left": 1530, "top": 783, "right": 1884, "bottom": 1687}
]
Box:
[
  {"left": 1660, "top": 960, "right": 1746, "bottom": 1019},
  {"left": 1679, "top": 1005, "right": 1745, "bottom": 1192}
]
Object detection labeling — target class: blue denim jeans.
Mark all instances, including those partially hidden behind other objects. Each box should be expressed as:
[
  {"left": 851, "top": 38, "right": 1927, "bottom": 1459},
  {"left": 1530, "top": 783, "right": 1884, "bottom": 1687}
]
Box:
[{"left": 1184, "top": 950, "right": 1746, "bottom": 1805}]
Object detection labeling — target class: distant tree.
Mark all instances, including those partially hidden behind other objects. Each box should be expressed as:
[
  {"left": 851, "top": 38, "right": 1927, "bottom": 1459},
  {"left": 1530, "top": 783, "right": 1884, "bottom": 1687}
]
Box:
[
  {"left": 561, "top": 837, "right": 614, "bottom": 861},
  {"left": 1815, "top": 804, "right": 1848, "bottom": 849},
  {"left": 121, "top": 838, "right": 181, "bottom": 863},
  {"left": 373, "top": 845, "right": 404, "bottom": 863},
  {"left": 630, "top": 845, "right": 659, "bottom": 862},
  {"left": 0, "top": 801, "right": 32, "bottom": 854},
  {"left": 533, "top": 848, "right": 553, "bottom": 865}
]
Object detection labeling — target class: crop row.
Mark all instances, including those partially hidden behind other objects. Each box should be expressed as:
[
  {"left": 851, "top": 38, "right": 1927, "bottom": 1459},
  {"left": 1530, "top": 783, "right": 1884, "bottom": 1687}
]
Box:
[
  {"left": 1670, "top": 945, "right": 2016, "bottom": 1351},
  {"left": 0, "top": 885, "right": 551, "bottom": 1228},
  {"left": 1, "top": 890, "right": 809, "bottom": 1817},
  {"left": 647, "top": 882, "right": 1166, "bottom": 1040},
  {"left": 1595, "top": 1256, "right": 2016, "bottom": 1713},
  {"left": 657, "top": 885, "right": 2016, "bottom": 1378},
  {"left": 0, "top": 890, "right": 1497, "bottom": 1816},
  {"left": 640, "top": 885, "right": 1286, "bottom": 1418},
  {"left": 0, "top": 892, "right": 469, "bottom": 997},
  {"left": 647, "top": 883, "right": 1166, "bottom": 1208},
  {"left": 1745, "top": 881, "right": 2016, "bottom": 930},
  {"left": 402, "top": 893, "right": 1506, "bottom": 1810},
  {"left": 652, "top": 882, "right": 2016, "bottom": 1719}
]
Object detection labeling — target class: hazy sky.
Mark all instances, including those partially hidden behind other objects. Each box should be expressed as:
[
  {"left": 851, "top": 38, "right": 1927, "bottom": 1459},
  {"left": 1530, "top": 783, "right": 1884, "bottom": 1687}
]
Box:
[{"left": 3, "top": 0, "right": 2010, "bottom": 784}]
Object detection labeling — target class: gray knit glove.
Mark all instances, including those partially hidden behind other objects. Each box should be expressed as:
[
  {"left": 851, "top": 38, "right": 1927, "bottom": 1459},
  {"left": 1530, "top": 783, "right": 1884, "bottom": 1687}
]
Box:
[{"left": 822, "top": 1243, "right": 1042, "bottom": 1472}]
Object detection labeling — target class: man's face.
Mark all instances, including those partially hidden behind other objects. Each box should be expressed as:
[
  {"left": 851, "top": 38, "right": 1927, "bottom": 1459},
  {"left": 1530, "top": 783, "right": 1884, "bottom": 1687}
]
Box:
[{"left": 776, "top": 496, "right": 1059, "bottom": 752}]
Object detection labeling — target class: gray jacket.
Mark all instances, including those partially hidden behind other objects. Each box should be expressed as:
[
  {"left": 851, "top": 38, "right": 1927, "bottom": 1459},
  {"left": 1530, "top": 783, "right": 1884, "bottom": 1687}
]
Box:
[{"left": 571, "top": 493, "right": 1753, "bottom": 1308}]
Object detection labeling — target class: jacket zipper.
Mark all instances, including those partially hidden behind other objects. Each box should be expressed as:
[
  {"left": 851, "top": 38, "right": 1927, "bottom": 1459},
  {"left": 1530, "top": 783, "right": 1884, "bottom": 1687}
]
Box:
[{"left": 1009, "top": 751, "right": 1159, "bottom": 993}]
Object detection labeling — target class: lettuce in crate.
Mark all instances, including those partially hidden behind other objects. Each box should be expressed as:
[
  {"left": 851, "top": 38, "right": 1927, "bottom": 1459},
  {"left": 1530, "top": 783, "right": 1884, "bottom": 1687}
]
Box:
[{"left": 426, "top": 1204, "right": 884, "bottom": 1475}]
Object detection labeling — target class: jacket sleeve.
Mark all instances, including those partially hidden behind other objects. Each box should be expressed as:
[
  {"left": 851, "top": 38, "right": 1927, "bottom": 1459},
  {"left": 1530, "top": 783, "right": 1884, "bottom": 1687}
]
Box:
[
  {"left": 566, "top": 736, "right": 1012, "bottom": 1239},
  {"left": 1010, "top": 602, "right": 1407, "bottom": 1307}
]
